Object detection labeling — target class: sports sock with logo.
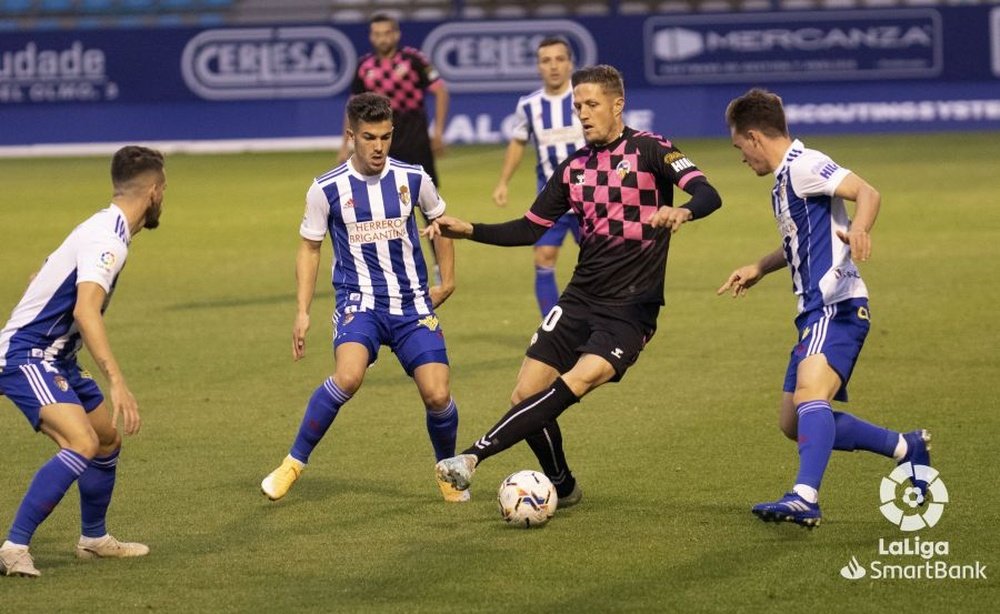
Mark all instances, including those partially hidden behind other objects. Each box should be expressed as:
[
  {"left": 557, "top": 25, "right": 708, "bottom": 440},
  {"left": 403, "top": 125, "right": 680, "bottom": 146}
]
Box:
[
  {"left": 78, "top": 448, "right": 120, "bottom": 538},
  {"left": 525, "top": 420, "right": 576, "bottom": 497},
  {"left": 290, "top": 378, "right": 350, "bottom": 464},
  {"left": 793, "top": 400, "right": 835, "bottom": 494},
  {"left": 426, "top": 398, "right": 459, "bottom": 461},
  {"left": 463, "top": 378, "right": 579, "bottom": 463},
  {"left": 7, "top": 449, "right": 89, "bottom": 545}
]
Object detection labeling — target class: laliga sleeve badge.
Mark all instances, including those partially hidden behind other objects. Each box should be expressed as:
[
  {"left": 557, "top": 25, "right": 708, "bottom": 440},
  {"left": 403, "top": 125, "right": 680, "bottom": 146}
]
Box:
[{"left": 98, "top": 251, "right": 116, "bottom": 272}]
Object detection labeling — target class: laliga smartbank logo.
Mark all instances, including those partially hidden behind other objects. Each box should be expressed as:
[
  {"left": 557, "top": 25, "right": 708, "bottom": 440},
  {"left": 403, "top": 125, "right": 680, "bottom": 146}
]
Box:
[
  {"left": 181, "top": 27, "right": 356, "bottom": 100},
  {"left": 839, "top": 465, "right": 988, "bottom": 581},
  {"left": 879, "top": 462, "right": 947, "bottom": 531}
]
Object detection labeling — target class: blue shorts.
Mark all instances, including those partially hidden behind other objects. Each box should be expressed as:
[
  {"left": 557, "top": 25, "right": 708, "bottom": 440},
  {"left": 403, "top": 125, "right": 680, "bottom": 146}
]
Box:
[
  {"left": 783, "top": 298, "right": 870, "bottom": 402},
  {"left": 0, "top": 361, "right": 104, "bottom": 430},
  {"left": 535, "top": 212, "right": 580, "bottom": 248},
  {"left": 333, "top": 308, "right": 449, "bottom": 376}
]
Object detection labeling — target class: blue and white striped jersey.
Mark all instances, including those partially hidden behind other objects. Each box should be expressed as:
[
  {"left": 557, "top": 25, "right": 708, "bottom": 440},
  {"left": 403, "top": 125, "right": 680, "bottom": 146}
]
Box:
[
  {"left": 300, "top": 158, "right": 446, "bottom": 317},
  {"left": 510, "top": 85, "right": 585, "bottom": 191},
  {"left": 0, "top": 205, "right": 130, "bottom": 368},
  {"left": 772, "top": 140, "right": 868, "bottom": 314}
]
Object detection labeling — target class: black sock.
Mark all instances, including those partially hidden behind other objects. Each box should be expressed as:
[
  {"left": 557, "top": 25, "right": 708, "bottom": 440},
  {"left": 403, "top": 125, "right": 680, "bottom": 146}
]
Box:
[
  {"left": 526, "top": 420, "right": 576, "bottom": 497},
  {"left": 463, "top": 378, "right": 579, "bottom": 463}
]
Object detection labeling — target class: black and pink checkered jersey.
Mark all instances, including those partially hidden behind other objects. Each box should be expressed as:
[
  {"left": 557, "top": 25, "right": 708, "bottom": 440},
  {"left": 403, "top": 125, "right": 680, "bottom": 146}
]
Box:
[
  {"left": 352, "top": 47, "right": 441, "bottom": 118},
  {"left": 526, "top": 126, "right": 715, "bottom": 305}
]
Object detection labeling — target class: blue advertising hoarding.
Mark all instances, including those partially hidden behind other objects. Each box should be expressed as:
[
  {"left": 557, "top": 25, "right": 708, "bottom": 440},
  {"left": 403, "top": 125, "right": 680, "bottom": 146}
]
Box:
[{"left": 1, "top": 6, "right": 998, "bottom": 152}]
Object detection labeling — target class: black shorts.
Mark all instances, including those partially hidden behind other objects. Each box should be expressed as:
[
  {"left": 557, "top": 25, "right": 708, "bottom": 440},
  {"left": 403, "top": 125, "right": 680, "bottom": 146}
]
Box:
[
  {"left": 525, "top": 293, "right": 659, "bottom": 382},
  {"left": 389, "top": 114, "right": 438, "bottom": 187}
]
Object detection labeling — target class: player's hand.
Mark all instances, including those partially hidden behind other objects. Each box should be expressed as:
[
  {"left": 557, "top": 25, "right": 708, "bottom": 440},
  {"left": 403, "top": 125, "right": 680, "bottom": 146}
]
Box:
[
  {"left": 429, "top": 284, "right": 454, "bottom": 308},
  {"left": 422, "top": 215, "right": 473, "bottom": 240},
  {"left": 650, "top": 206, "right": 693, "bottom": 233},
  {"left": 292, "top": 312, "right": 310, "bottom": 361},
  {"left": 492, "top": 184, "right": 508, "bottom": 207},
  {"left": 717, "top": 264, "right": 763, "bottom": 298},
  {"left": 109, "top": 379, "right": 141, "bottom": 436},
  {"left": 432, "top": 134, "right": 446, "bottom": 157},
  {"left": 836, "top": 228, "right": 872, "bottom": 262}
]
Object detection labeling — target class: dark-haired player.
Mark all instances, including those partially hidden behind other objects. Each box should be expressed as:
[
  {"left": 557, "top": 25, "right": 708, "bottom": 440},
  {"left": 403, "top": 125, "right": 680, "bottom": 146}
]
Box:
[
  {"left": 261, "top": 93, "right": 466, "bottom": 504},
  {"left": 718, "top": 88, "right": 931, "bottom": 527},
  {"left": 0, "top": 146, "right": 164, "bottom": 577}
]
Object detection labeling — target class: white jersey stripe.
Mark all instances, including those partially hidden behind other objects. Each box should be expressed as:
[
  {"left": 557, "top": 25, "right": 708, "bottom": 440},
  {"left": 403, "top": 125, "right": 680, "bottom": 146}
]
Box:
[
  {"left": 366, "top": 179, "right": 403, "bottom": 315},
  {"left": 392, "top": 171, "right": 430, "bottom": 316}
]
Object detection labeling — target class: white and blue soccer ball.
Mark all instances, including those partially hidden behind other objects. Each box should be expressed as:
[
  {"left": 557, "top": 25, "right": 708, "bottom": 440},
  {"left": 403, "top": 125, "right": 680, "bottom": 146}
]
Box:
[{"left": 497, "top": 470, "right": 557, "bottom": 528}]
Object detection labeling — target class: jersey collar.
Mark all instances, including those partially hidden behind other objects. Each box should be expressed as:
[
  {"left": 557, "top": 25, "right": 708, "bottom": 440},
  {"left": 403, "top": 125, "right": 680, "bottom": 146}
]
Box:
[{"left": 774, "top": 138, "right": 805, "bottom": 177}]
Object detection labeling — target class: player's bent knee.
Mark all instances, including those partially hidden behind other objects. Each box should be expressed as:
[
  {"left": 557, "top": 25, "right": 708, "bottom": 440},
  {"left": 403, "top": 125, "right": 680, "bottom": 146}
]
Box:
[
  {"left": 67, "top": 431, "right": 100, "bottom": 459},
  {"left": 421, "top": 388, "right": 451, "bottom": 411},
  {"left": 333, "top": 371, "right": 365, "bottom": 395},
  {"left": 97, "top": 428, "right": 122, "bottom": 454}
]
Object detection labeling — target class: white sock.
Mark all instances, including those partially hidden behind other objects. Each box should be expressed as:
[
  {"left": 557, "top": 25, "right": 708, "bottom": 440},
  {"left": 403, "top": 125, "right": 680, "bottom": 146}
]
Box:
[
  {"left": 892, "top": 434, "right": 908, "bottom": 461},
  {"left": 793, "top": 484, "right": 819, "bottom": 504},
  {"left": 2, "top": 540, "right": 28, "bottom": 551}
]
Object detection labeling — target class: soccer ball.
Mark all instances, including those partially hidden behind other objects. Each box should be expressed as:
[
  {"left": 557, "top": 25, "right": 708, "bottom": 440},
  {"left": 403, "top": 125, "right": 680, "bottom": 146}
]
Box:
[{"left": 496, "top": 470, "right": 557, "bottom": 528}]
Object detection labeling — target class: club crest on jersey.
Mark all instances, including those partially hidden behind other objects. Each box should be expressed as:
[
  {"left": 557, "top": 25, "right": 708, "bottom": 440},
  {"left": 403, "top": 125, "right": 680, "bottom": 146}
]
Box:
[
  {"left": 417, "top": 315, "right": 439, "bottom": 331},
  {"left": 53, "top": 375, "right": 69, "bottom": 392},
  {"left": 394, "top": 62, "right": 411, "bottom": 78},
  {"left": 615, "top": 160, "right": 631, "bottom": 180},
  {"left": 98, "top": 251, "right": 116, "bottom": 272},
  {"left": 398, "top": 186, "right": 410, "bottom": 206}
]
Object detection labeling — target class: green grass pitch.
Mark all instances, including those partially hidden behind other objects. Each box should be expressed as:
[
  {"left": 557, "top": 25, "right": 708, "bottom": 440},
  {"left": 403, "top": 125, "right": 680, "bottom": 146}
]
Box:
[{"left": 0, "top": 133, "right": 997, "bottom": 611}]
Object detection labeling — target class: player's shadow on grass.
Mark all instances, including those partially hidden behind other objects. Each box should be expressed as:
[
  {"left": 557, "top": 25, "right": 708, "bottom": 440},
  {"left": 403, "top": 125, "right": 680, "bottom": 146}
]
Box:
[{"left": 165, "top": 293, "right": 295, "bottom": 311}]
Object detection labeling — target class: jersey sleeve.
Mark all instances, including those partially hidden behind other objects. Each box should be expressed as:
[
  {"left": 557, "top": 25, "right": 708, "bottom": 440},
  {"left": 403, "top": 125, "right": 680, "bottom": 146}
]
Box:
[
  {"left": 509, "top": 98, "right": 530, "bottom": 143},
  {"left": 789, "top": 150, "right": 852, "bottom": 198},
  {"left": 407, "top": 48, "right": 441, "bottom": 90},
  {"left": 299, "top": 180, "right": 330, "bottom": 242},
  {"left": 350, "top": 60, "right": 366, "bottom": 95},
  {"left": 76, "top": 232, "right": 128, "bottom": 293},
  {"left": 525, "top": 161, "right": 571, "bottom": 226},
  {"left": 642, "top": 135, "right": 706, "bottom": 192},
  {"left": 417, "top": 171, "right": 446, "bottom": 220}
]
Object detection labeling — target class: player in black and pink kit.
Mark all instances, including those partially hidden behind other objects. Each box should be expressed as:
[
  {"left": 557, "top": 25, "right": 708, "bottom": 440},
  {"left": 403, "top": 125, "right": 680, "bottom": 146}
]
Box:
[
  {"left": 337, "top": 13, "right": 448, "bottom": 187},
  {"left": 427, "top": 65, "right": 722, "bottom": 506}
]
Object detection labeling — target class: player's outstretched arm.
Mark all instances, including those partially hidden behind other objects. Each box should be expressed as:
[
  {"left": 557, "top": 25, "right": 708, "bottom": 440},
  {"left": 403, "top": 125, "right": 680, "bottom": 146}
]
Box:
[
  {"left": 717, "top": 247, "right": 786, "bottom": 298},
  {"left": 293, "top": 238, "right": 323, "bottom": 361},
  {"left": 75, "top": 282, "right": 140, "bottom": 435},
  {"left": 422, "top": 215, "right": 473, "bottom": 240}
]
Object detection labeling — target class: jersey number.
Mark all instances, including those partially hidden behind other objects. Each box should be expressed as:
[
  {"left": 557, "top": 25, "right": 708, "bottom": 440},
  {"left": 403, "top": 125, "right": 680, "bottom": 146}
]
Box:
[{"left": 541, "top": 306, "right": 563, "bottom": 332}]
